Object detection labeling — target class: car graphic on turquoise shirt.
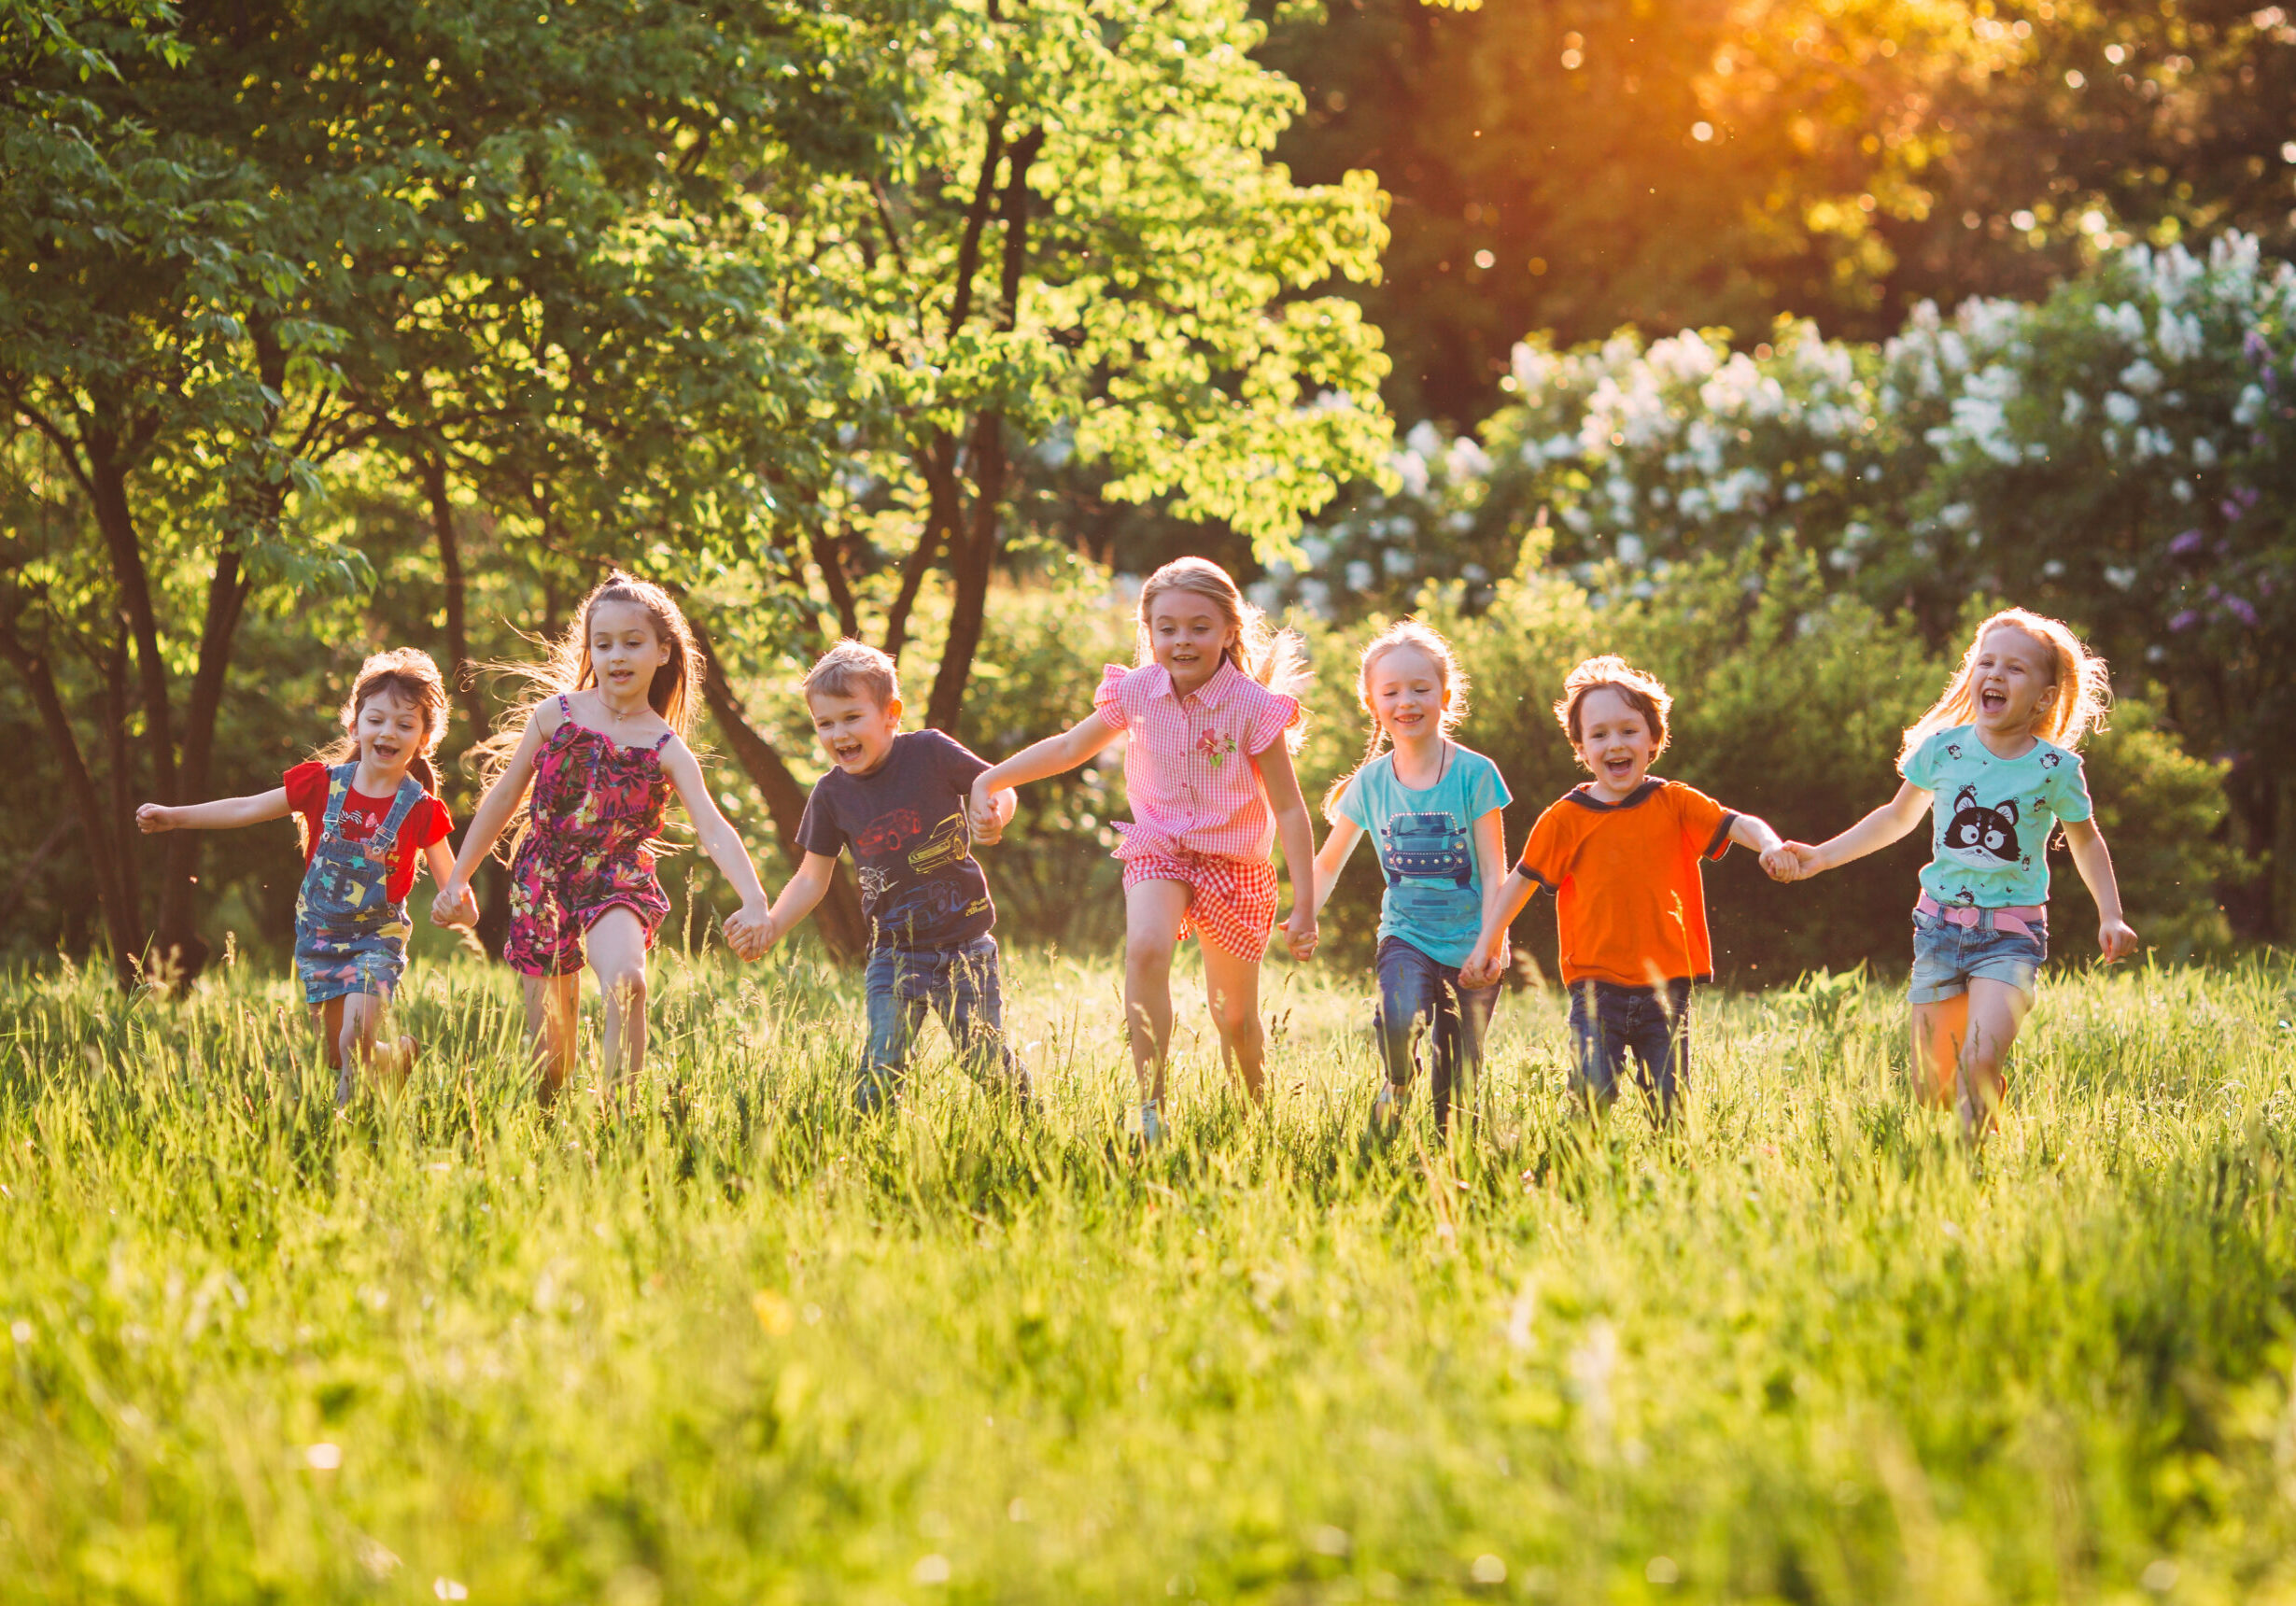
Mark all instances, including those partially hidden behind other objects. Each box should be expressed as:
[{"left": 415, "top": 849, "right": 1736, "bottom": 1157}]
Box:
[{"left": 1379, "top": 812, "right": 1472, "bottom": 889}]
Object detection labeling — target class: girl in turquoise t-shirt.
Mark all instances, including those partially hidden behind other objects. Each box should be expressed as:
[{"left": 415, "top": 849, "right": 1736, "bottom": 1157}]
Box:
[
  {"left": 1310, "top": 622, "right": 1511, "bottom": 1133},
  {"left": 1769, "top": 607, "right": 2139, "bottom": 1138}
]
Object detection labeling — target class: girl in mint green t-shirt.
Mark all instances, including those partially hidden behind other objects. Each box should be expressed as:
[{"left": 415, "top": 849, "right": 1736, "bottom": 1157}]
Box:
[
  {"left": 1310, "top": 622, "right": 1512, "bottom": 1133},
  {"left": 1768, "top": 607, "right": 2139, "bottom": 1140}
]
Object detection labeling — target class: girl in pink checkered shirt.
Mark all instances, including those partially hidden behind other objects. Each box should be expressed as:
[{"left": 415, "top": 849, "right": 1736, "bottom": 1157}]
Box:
[{"left": 970, "top": 558, "right": 1318, "bottom": 1141}]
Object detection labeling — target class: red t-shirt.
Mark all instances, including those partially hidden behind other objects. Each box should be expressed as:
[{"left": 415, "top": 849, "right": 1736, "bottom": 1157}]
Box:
[{"left": 282, "top": 762, "right": 454, "bottom": 903}]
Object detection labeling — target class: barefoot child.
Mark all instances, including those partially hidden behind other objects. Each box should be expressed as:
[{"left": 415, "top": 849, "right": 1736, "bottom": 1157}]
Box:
[
  {"left": 432, "top": 572, "right": 770, "bottom": 1100},
  {"left": 1310, "top": 622, "right": 1510, "bottom": 1134},
  {"left": 1461, "top": 655, "right": 1785, "bottom": 1125},
  {"left": 1765, "top": 607, "right": 2138, "bottom": 1136},
  {"left": 752, "top": 641, "right": 1028, "bottom": 1111},
  {"left": 137, "top": 648, "right": 465, "bottom": 1098},
  {"left": 970, "top": 557, "right": 1317, "bottom": 1141}
]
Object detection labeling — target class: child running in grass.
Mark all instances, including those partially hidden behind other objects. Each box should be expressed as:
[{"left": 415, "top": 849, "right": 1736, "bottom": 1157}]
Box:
[
  {"left": 1310, "top": 621, "right": 1510, "bottom": 1134},
  {"left": 1460, "top": 655, "right": 1785, "bottom": 1126},
  {"left": 137, "top": 649, "right": 466, "bottom": 1100},
  {"left": 1766, "top": 607, "right": 2138, "bottom": 1137},
  {"left": 751, "top": 641, "right": 1028, "bottom": 1111},
  {"left": 969, "top": 557, "right": 1317, "bottom": 1142},
  {"left": 431, "top": 572, "right": 770, "bottom": 1102}
]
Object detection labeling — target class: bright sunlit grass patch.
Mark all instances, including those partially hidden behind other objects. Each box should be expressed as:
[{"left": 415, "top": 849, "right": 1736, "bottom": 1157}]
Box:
[{"left": 2, "top": 949, "right": 2294, "bottom": 1602}]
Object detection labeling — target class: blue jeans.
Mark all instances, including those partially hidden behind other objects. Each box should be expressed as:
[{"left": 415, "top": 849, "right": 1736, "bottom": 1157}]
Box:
[
  {"left": 1568, "top": 977, "right": 1695, "bottom": 1125},
  {"left": 1374, "top": 937, "right": 1500, "bottom": 1132},
  {"left": 859, "top": 935, "right": 1026, "bottom": 1110}
]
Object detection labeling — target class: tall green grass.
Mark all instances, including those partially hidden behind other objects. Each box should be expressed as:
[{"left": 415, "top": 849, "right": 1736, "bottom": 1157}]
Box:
[{"left": 3, "top": 948, "right": 2294, "bottom": 1604}]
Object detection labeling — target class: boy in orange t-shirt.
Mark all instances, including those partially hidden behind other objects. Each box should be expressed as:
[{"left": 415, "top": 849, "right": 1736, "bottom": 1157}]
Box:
[{"left": 1460, "top": 656, "right": 1784, "bottom": 1123}]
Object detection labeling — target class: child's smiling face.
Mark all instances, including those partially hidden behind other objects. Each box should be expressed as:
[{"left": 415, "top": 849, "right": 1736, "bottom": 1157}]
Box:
[
  {"left": 1147, "top": 591, "right": 1236, "bottom": 695},
  {"left": 1367, "top": 643, "right": 1448, "bottom": 747},
  {"left": 588, "top": 600, "right": 671, "bottom": 706},
  {"left": 810, "top": 688, "right": 902, "bottom": 777},
  {"left": 1573, "top": 685, "right": 1656, "bottom": 799},
  {"left": 353, "top": 688, "right": 427, "bottom": 778},
  {"left": 1970, "top": 625, "right": 2059, "bottom": 741}
]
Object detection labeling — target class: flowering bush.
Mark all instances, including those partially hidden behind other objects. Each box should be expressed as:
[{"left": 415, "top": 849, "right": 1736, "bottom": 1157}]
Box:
[{"left": 1266, "top": 232, "right": 2296, "bottom": 934}]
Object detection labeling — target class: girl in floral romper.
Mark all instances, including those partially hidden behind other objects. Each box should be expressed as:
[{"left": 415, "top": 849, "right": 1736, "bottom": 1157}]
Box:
[
  {"left": 138, "top": 648, "right": 467, "bottom": 1099},
  {"left": 970, "top": 557, "right": 1318, "bottom": 1141},
  {"left": 435, "top": 572, "right": 771, "bottom": 1100}
]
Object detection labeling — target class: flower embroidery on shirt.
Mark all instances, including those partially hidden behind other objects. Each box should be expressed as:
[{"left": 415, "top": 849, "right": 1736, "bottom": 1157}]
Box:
[{"left": 1195, "top": 728, "right": 1238, "bottom": 768}]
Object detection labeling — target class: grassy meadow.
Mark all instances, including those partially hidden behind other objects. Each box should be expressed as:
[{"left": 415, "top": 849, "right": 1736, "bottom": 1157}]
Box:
[{"left": 3, "top": 943, "right": 2295, "bottom": 1605}]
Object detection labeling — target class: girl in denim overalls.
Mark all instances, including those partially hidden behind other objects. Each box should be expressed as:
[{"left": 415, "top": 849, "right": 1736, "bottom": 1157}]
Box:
[
  {"left": 434, "top": 571, "right": 771, "bottom": 1102},
  {"left": 138, "top": 649, "right": 466, "bottom": 1097},
  {"left": 1768, "top": 608, "right": 2140, "bottom": 1140}
]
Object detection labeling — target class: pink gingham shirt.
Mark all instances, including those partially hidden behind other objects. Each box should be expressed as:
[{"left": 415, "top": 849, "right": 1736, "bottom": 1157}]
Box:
[{"left": 1095, "top": 659, "right": 1300, "bottom": 862}]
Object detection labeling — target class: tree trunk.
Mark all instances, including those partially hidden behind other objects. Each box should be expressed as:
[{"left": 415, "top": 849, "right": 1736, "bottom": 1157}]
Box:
[
  {"left": 0, "top": 626, "right": 141, "bottom": 987},
  {"left": 687, "top": 619, "right": 870, "bottom": 963},
  {"left": 148, "top": 545, "right": 253, "bottom": 978},
  {"left": 420, "top": 447, "right": 511, "bottom": 951},
  {"left": 923, "top": 128, "right": 1042, "bottom": 735}
]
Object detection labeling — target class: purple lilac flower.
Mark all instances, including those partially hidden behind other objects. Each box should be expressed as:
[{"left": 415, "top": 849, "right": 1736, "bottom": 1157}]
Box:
[
  {"left": 2247, "top": 330, "right": 2271, "bottom": 364},
  {"left": 2170, "top": 528, "right": 2204, "bottom": 556},
  {"left": 2169, "top": 610, "right": 2200, "bottom": 631},
  {"left": 2223, "top": 596, "right": 2259, "bottom": 627}
]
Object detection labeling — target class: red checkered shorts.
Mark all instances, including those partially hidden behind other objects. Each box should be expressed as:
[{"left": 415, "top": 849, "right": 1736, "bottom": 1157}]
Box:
[{"left": 1119, "top": 843, "right": 1279, "bottom": 959}]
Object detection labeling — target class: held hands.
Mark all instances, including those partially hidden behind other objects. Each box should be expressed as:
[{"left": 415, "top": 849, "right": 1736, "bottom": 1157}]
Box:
[
  {"left": 430, "top": 880, "right": 480, "bottom": 930},
  {"left": 1458, "top": 937, "right": 1504, "bottom": 990},
  {"left": 722, "top": 905, "right": 774, "bottom": 963},
  {"left": 1762, "top": 841, "right": 1819, "bottom": 882},
  {"left": 2097, "top": 916, "right": 2140, "bottom": 965},
  {"left": 1278, "top": 909, "right": 1318, "bottom": 962},
  {"left": 135, "top": 803, "right": 176, "bottom": 835},
  {"left": 966, "top": 780, "right": 1007, "bottom": 845}
]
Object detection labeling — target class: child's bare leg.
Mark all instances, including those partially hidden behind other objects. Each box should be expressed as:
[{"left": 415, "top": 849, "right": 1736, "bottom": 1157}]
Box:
[
  {"left": 524, "top": 972, "right": 580, "bottom": 1096},
  {"left": 337, "top": 991, "right": 384, "bottom": 1091},
  {"left": 1122, "top": 880, "right": 1190, "bottom": 1106},
  {"left": 587, "top": 908, "right": 651, "bottom": 1092},
  {"left": 1955, "top": 978, "right": 2033, "bottom": 1141},
  {"left": 1910, "top": 996, "right": 1965, "bottom": 1108},
  {"left": 314, "top": 997, "right": 346, "bottom": 1072},
  {"left": 1199, "top": 939, "right": 1266, "bottom": 1102}
]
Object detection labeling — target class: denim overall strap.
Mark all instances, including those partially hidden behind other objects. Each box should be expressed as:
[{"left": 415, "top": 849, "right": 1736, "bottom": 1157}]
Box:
[{"left": 295, "top": 767, "right": 423, "bottom": 1007}]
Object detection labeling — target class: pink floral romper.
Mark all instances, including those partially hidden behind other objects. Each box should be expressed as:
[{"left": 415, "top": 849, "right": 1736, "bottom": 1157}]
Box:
[{"left": 503, "top": 695, "right": 677, "bottom": 977}]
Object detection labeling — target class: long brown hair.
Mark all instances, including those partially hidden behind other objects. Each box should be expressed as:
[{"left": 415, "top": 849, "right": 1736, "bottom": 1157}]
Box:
[
  {"left": 1134, "top": 556, "right": 1310, "bottom": 752},
  {"left": 1321, "top": 620, "right": 1469, "bottom": 819},
  {"left": 303, "top": 647, "right": 449, "bottom": 852},
  {"left": 478, "top": 570, "right": 703, "bottom": 794},
  {"left": 1899, "top": 606, "right": 2112, "bottom": 767}
]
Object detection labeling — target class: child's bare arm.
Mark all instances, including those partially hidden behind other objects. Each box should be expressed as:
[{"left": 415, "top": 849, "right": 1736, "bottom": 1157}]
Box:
[
  {"left": 659, "top": 740, "right": 772, "bottom": 956},
  {"left": 1786, "top": 781, "right": 1931, "bottom": 880},
  {"left": 1460, "top": 866, "right": 1541, "bottom": 987},
  {"left": 137, "top": 788, "right": 290, "bottom": 833},
  {"left": 1470, "top": 808, "right": 1512, "bottom": 974},
  {"left": 1727, "top": 811, "right": 1785, "bottom": 856},
  {"left": 2060, "top": 816, "right": 2139, "bottom": 961},
  {"left": 1308, "top": 818, "right": 1362, "bottom": 918},
  {"left": 1256, "top": 743, "right": 1319, "bottom": 958},
  {"left": 970, "top": 712, "right": 1123, "bottom": 822},
  {"left": 759, "top": 852, "right": 840, "bottom": 950}
]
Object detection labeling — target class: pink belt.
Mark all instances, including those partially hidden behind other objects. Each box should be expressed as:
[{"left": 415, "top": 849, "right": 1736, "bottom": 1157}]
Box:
[{"left": 1916, "top": 892, "right": 2044, "bottom": 937}]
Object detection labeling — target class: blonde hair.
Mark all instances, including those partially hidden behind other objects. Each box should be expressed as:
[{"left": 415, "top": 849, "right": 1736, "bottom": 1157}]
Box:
[
  {"left": 1321, "top": 620, "right": 1470, "bottom": 819},
  {"left": 803, "top": 640, "right": 899, "bottom": 709},
  {"left": 303, "top": 648, "right": 450, "bottom": 852},
  {"left": 475, "top": 571, "right": 703, "bottom": 851},
  {"left": 1134, "top": 557, "right": 1310, "bottom": 752},
  {"left": 1554, "top": 655, "right": 1672, "bottom": 765},
  {"left": 1899, "top": 606, "right": 2111, "bottom": 767}
]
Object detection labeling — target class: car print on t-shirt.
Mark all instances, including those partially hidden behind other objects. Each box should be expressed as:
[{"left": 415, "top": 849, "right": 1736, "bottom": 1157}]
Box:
[{"left": 1379, "top": 810, "right": 1474, "bottom": 918}]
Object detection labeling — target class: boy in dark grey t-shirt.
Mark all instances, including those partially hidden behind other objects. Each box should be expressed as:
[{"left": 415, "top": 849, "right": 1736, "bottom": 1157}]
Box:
[{"left": 755, "top": 642, "right": 1023, "bottom": 1109}]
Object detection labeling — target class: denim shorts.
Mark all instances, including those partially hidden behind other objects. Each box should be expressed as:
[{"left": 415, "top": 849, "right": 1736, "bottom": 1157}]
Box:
[{"left": 1907, "top": 909, "right": 2048, "bottom": 1006}]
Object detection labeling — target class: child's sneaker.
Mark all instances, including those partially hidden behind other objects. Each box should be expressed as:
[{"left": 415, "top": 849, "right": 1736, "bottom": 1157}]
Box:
[
  {"left": 1371, "top": 1082, "right": 1401, "bottom": 1130},
  {"left": 1139, "top": 1100, "right": 1166, "bottom": 1146}
]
